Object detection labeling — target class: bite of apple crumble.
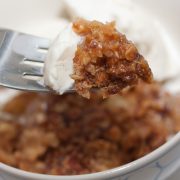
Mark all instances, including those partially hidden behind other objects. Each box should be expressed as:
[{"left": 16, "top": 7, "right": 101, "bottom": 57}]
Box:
[{"left": 72, "top": 19, "right": 153, "bottom": 98}]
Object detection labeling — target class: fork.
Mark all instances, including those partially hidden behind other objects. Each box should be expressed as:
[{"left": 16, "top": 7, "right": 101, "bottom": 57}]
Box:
[{"left": 0, "top": 28, "right": 51, "bottom": 92}]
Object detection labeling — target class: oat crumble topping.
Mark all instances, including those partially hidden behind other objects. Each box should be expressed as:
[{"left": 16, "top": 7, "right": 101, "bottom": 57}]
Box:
[
  {"left": 0, "top": 83, "right": 179, "bottom": 175},
  {"left": 72, "top": 19, "right": 153, "bottom": 98}
]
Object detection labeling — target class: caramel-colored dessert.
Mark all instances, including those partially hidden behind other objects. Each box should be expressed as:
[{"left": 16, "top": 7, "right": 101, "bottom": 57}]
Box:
[
  {"left": 0, "top": 83, "right": 179, "bottom": 175},
  {"left": 72, "top": 19, "right": 153, "bottom": 98}
]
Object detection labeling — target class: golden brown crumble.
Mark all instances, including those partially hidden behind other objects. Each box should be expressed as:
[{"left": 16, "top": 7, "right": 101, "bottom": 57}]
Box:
[
  {"left": 0, "top": 83, "right": 179, "bottom": 175},
  {"left": 72, "top": 19, "right": 153, "bottom": 98}
]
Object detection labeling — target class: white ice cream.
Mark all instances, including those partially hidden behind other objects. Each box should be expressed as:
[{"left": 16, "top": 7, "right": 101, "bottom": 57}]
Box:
[{"left": 43, "top": 24, "right": 81, "bottom": 94}]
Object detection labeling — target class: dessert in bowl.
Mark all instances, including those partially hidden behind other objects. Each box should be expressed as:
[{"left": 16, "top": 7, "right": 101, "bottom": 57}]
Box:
[
  {"left": 0, "top": 84, "right": 180, "bottom": 180},
  {"left": 0, "top": 0, "right": 179, "bottom": 179}
]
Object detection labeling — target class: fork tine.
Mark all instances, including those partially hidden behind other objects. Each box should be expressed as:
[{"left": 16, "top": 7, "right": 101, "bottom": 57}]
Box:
[
  {"left": 0, "top": 69, "right": 48, "bottom": 92},
  {"left": 13, "top": 34, "right": 50, "bottom": 63},
  {"left": 19, "top": 62, "right": 44, "bottom": 76},
  {"left": 37, "top": 37, "right": 50, "bottom": 49},
  {"left": 0, "top": 29, "right": 50, "bottom": 92},
  {"left": 32, "top": 36, "right": 50, "bottom": 62},
  {"left": 23, "top": 55, "right": 46, "bottom": 63}
]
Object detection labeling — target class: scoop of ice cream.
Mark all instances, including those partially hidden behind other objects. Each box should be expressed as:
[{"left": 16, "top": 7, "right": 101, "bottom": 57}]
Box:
[{"left": 43, "top": 24, "right": 81, "bottom": 94}]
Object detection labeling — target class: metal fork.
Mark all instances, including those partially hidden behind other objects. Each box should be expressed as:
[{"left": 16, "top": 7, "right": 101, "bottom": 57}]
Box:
[{"left": 0, "top": 28, "right": 50, "bottom": 92}]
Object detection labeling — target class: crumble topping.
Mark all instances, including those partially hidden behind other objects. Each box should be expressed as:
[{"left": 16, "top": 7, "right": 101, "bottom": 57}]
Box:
[
  {"left": 0, "top": 83, "right": 179, "bottom": 175},
  {"left": 72, "top": 19, "right": 153, "bottom": 98}
]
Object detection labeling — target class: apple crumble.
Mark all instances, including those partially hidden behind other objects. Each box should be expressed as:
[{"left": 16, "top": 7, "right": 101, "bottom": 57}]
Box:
[
  {"left": 0, "top": 83, "right": 179, "bottom": 175},
  {"left": 72, "top": 19, "right": 153, "bottom": 98}
]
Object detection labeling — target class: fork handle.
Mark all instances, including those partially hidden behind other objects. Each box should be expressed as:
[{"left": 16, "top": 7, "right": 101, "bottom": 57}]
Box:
[
  {"left": 0, "top": 29, "right": 7, "bottom": 49},
  {"left": 0, "top": 29, "right": 15, "bottom": 55}
]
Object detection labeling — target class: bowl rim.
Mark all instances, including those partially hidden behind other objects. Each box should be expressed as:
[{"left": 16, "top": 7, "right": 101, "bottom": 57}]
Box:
[{"left": 0, "top": 132, "right": 180, "bottom": 179}]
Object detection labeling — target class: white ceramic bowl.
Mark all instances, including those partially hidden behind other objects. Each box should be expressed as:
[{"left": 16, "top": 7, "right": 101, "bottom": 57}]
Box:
[
  {"left": 0, "top": 131, "right": 180, "bottom": 180},
  {"left": 0, "top": 0, "right": 180, "bottom": 179}
]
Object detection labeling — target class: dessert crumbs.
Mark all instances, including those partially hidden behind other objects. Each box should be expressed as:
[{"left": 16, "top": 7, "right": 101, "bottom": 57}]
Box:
[
  {"left": 72, "top": 19, "right": 153, "bottom": 98},
  {"left": 0, "top": 83, "right": 179, "bottom": 175}
]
